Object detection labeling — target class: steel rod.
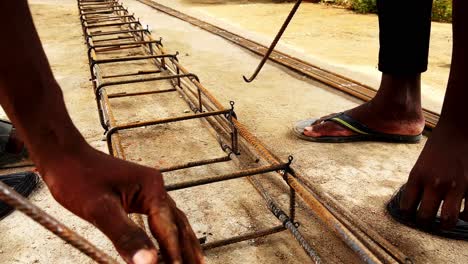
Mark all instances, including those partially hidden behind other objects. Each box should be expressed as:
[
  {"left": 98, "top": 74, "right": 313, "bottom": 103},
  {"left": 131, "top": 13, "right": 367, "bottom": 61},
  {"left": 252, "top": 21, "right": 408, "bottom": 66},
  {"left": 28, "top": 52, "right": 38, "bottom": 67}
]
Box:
[
  {"left": 106, "top": 109, "right": 231, "bottom": 153},
  {"left": 89, "top": 29, "right": 149, "bottom": 37},
  {"left": 96, "top": 73, "right": 198, "bottom": 96},
  {"left": 160, "top": 155, "right": 231, "bottom": 173},
  {"left": 0, "top": 181, "right": 117, "bottom": 264},
  {"left": 247, "top": 176, "right": 321, "bottom": 263},
  {"left": 102, "top": 70, "right": 163, "bottom": 79},
  {"left": 165, "top": 163, "right": 288, "bottom": 191},
  {"left": 92, "top": 54, "right": 177, "bottom": 65},
  {"left": 85, "top": 21, "right": 140, "bottom": 29},
  {"left": 91, "top": 40, "right": 161, "bottom": 48},
  {"left": 201, "top": 225, "right": 286, "bottom": 250},
  {"left": 242, "top": 0, "right": 302, "bottom": 82},
  {"left": 107, "top": 88, "right": 175, "bottom": 98}
]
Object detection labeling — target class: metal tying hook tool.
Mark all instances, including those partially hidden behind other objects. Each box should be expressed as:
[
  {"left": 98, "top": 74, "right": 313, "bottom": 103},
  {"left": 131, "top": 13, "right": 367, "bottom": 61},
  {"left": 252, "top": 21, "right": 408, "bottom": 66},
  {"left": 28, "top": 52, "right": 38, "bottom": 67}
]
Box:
[{"left": 243, "top": 0, "right": 303, "bottom": 83}]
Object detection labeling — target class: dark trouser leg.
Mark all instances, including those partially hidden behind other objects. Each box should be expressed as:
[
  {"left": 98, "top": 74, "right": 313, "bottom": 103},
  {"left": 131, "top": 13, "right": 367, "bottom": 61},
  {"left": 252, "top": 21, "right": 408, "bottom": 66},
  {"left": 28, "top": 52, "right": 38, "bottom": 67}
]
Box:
[
  {"left": 378, "top": 0, "right": 434, "bottom": 74},
  {"left": 365, "top": 0, "right": 435, "bottom": 126}
]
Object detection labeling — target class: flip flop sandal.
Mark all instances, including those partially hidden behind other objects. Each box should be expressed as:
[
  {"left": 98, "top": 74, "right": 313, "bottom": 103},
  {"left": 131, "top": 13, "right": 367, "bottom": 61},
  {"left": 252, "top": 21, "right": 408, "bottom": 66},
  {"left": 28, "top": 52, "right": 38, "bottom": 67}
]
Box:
[
  {"left": 292, "top": 112, "right": 422, "bottom": 143},
  {"left": 387, "top": 185, "right": 468, "bottom": 240},
  {"left": 0, "top": 119, "right": 29, "bottom": 167},
  {"left": 0, "top": 171, "right": 39, "bottom": 220}
]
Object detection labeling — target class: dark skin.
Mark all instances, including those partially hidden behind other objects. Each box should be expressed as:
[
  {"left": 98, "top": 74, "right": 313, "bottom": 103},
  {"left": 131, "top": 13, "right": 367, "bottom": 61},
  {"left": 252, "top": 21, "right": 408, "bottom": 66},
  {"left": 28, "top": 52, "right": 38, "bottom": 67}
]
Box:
[
  {"left": 0, "top": 1, "right": 204, "bottom": 263},
  {"left": 305, "top": 0, "right": 468, "bottom": 229}
]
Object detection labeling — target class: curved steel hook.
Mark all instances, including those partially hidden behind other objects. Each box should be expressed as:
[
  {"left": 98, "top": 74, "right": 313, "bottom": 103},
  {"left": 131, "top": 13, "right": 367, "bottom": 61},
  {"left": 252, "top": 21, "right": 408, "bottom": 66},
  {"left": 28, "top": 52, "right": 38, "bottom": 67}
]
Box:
[{"left": 243, "top": 0, "right": 303, "bottom": 83}]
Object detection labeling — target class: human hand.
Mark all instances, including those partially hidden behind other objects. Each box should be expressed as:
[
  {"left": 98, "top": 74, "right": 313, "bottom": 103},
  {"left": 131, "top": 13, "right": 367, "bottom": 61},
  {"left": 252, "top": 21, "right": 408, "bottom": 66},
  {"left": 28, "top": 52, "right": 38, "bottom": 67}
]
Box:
[
  {"left": 400, "top": 123, "right": 468, "bottom": 230},
  {"left": 40, "top": 144, "right": 204, "bottom": 264}
]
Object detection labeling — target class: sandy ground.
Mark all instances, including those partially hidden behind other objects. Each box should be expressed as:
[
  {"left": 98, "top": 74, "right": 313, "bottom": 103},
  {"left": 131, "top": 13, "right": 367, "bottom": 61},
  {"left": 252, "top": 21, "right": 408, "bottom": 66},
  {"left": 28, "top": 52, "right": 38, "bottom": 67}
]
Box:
[{"left": 0, "top": 0, "right": 467, "bottom": 263}]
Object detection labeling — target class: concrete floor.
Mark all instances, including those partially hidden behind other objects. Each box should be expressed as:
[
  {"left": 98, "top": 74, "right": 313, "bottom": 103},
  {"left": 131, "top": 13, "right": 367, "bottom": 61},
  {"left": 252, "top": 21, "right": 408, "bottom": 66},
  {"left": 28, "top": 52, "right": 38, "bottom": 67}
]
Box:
[{"left": 0, "top": 0, "right": 467, "bottom": 263}]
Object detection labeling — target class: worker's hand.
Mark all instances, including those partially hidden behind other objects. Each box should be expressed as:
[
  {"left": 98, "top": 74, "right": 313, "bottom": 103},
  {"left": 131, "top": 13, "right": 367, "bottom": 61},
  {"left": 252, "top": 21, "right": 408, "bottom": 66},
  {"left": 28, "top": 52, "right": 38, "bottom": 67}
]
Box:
[
  {"left": 400, "top": 122, "right": 468, "bottom": 229},
  {"left": 40, "top": 144, "right": 204, "bottom": 264}
]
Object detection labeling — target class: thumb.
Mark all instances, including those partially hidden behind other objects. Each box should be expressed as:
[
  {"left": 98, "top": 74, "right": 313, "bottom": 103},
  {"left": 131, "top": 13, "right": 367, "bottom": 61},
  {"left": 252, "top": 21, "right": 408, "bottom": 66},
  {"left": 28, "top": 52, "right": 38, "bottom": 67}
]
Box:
[{"left": 83, "top": 197, "right": 157, "bottom": 264}]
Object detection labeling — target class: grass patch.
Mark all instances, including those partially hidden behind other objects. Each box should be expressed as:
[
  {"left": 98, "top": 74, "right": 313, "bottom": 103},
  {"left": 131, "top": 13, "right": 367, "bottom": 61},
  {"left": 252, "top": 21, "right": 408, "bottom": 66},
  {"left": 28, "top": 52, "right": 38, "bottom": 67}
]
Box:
[{"left": 321, "top": 0, "right": 452, "bottom": 22}]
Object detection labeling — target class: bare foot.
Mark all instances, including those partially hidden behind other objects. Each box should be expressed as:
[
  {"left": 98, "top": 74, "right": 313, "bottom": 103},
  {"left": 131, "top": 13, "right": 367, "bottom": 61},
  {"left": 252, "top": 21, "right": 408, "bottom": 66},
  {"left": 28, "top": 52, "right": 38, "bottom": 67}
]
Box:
[{"left": 304, "top": 74, "right": 425, "bottom": 138}]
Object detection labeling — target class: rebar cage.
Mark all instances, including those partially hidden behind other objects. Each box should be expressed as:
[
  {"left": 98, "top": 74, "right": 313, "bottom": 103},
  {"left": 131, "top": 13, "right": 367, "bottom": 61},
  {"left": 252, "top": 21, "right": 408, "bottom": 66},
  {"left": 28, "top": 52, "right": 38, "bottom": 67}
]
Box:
[{"left": 78, "top": 0, "right": 322, "bottom": 262}]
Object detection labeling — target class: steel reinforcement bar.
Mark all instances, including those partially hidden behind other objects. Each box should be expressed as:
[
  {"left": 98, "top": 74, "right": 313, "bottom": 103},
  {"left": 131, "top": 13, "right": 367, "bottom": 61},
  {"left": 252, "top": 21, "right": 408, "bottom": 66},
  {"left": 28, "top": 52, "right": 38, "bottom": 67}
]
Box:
[
  {"left": 0, "top": 181, "right": 117, "bottom": 264},
  {"left": 136, "top": 0, "right": 439, "bottom": 130}
]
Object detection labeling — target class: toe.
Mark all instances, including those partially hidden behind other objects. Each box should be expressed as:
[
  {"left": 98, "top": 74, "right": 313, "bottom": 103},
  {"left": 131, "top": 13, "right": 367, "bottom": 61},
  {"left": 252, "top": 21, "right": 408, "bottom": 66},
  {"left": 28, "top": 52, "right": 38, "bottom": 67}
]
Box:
[{"left": 304, "top": 121, "right": 356, "bottom": 137}]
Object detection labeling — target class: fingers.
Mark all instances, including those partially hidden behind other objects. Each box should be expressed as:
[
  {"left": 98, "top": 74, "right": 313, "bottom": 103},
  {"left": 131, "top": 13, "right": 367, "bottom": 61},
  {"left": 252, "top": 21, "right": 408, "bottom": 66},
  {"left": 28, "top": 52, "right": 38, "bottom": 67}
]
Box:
[
  {"left": 84, "top": 196, "right": 157, "bottom": 264},
  {"left": 148, "top": 198, "right": 204, "bottom": 264},
  {"left": 402, "top": 170, "right": 466, "bottom": 230},
  {"left": 148, "top": 203, "right": 183, "bottom": 263},
  {"left": 440, "top": 192, "right": 464, "bottom": 229},
  {"left": 399, "top": 179, "right": 423, "bottom": 217},
  {"left": 416, "top": 188, "right": 443, "bottom": 228},
  {"left": 174, "top": 208, "right": 204, "bottom": 263}
]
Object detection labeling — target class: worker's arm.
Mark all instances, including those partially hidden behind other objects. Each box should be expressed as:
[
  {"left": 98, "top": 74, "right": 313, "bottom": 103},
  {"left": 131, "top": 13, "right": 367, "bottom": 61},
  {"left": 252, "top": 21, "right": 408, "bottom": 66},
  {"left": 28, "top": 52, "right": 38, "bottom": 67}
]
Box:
[{"left": 0, "top": 1, "right": 203, "bottom": 263}]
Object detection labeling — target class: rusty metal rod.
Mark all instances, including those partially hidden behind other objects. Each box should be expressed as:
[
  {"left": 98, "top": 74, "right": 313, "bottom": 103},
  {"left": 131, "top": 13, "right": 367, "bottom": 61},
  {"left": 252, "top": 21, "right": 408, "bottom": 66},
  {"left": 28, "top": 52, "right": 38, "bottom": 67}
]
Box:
[
  {"left": 92, "top": 54, "right": 177, "bottom": 65},
  {"left": 80, "top": 7, "right": 123, "bottom": 13},
  {"left": 107, "top": 88, "right": 175, "bottom": 98},
  {"left": 96, "top": 73, "right": 199, "bottom": 96},
  {"left": 79, "top": 4, "right": 123, "bottom": 11},
  {"left": 86, "top": 15, "right": 135, "bottom": 24},
  {"left": 80, "top": 9, "right": 126, "bottom": 16},
  {"left": 247, "top": 176, "right": 321, "bottom": 263},
  {"left": 243, "top": 0, "right": 302, "bottom": 82},
  {"left": 202, "top": 226, "right": 286, "bottom": 250},
  {"left": 80, "top": 5, "right": 122, "bottom": 11},
  {"left": 89, "top": 29, "right": 149, "bottom": 37},
  {"left": 102, "top": 69, "right": 163, "bottom": 79},
  {"left": 106, "top": 109, "right": 231, "bottom": 153},
  {"left": 0, "top": 181, "right": 117, "bottom": 264},
  {"left": 85, "top": 21, "right": 140, "bottom": 29},
  {"left": 165, "top": 163, "right": 288, "bottom": 191},
  {"left": 95, "top": 45, "right": 141, "bottom": 52},
  {"left": 92, "top": 36, "right": 134, "bottom": 42},
  {"left": 79, "top": 3, "right": 117, "bottom": 8},
  {"left": 91, "top": 40, "right": 161, "bottom": 48},
  {"left": 160, "top": 155, "right": 231, "bottom": 173}
]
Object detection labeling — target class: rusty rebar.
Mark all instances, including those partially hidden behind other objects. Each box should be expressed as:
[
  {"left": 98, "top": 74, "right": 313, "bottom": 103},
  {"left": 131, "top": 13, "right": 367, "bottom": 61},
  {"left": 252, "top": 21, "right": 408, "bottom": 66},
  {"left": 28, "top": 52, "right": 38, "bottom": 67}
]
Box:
[
  {"left": 0, "top": 181, "right": 117, "bottom": 264},
  {"left": 201, "top": 225, "right": 286, "bottom": 250},
  {"left": 160, "top": 155, "right": 232, "bottom": 173},
  {"left": 243, "top": 0, "right": 302, "bottom": 82},
  {"left": 166, "top": 163, "right": 288, "bottom": 191}
]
